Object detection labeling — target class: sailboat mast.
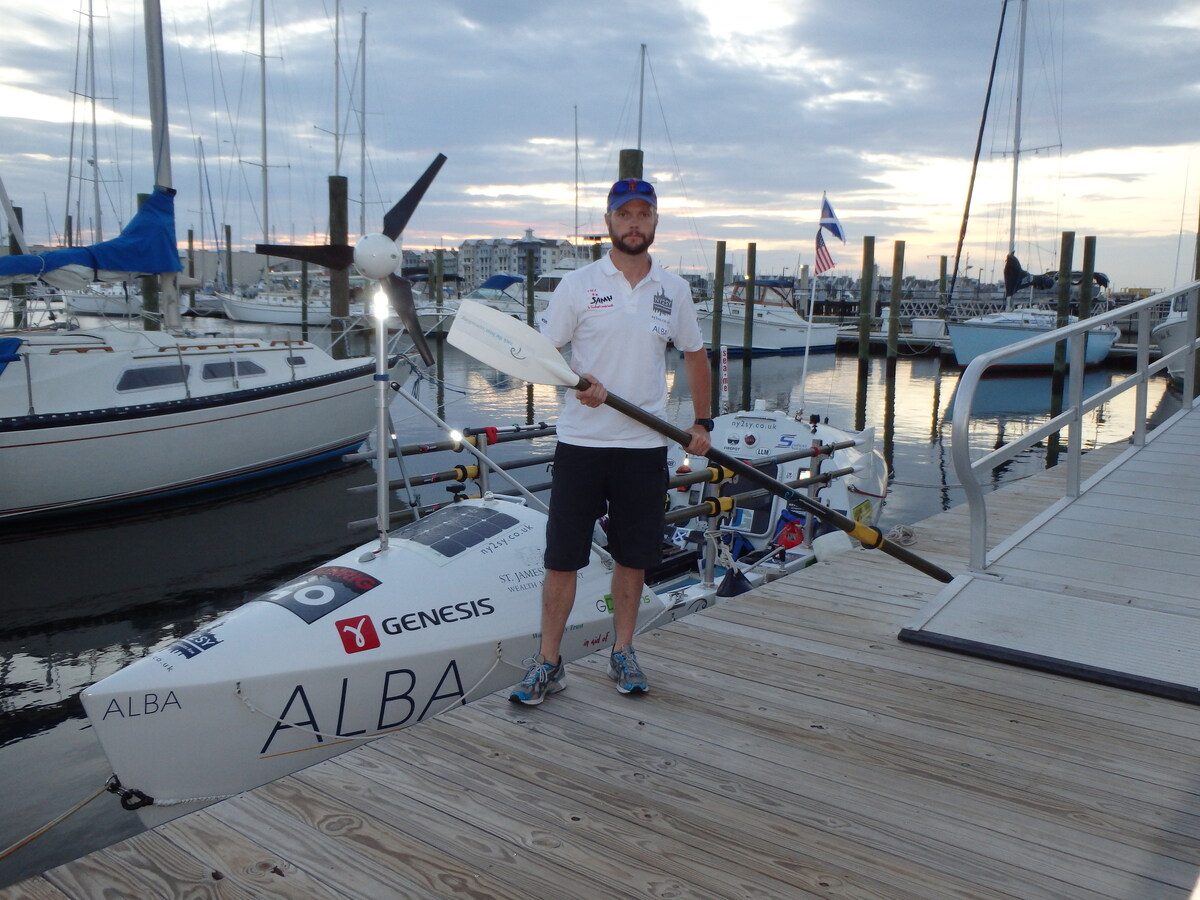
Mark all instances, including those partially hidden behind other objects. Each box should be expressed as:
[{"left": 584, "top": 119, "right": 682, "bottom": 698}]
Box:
[
  {"left": 636, "top": 43, "right": 646, "bottom": 151},
  {"left": 87, "top": 0, "right": 103, "bottom": 242},
  {"left": 578, "top": 108, "right": 583, "bottom": 260},
  {"left": 359, "top": 12, "right": 367, "bottom": 238},
  {"left": 260, "top": 0, "right": 269, "bottom": 244},
  {"left": 1006, "top": 0, "right": 1028, "bottom": 256},
  {"left": 143, "top": 0, "right": 181, "bottom": 329},
  {"left": 333, "top": 0, "right": 341, "bottom": 176}
]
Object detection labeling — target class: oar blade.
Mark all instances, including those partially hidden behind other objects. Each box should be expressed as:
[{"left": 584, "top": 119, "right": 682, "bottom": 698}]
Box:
[{"left": 448, "top": 300, "right": 580, "bottom": 388}]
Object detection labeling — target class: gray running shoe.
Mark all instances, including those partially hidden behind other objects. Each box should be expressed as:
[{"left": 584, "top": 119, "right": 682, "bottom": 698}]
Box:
[
  {"left": 608, "top": 644, "right": 649, "bottom": 694},
  {"left": 509, "top": 654, "right": 565, "bottom": 705}
]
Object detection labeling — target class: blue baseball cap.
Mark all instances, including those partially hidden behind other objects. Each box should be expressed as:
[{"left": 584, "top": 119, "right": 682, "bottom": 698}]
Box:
[{"left": 607, "top": 178, "right": 657, "bottom": 212}]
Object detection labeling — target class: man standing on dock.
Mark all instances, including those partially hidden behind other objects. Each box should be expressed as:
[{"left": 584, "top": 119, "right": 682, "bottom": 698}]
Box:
[{"left": 510, "top": 177, "right": 712, "bottom": 704}]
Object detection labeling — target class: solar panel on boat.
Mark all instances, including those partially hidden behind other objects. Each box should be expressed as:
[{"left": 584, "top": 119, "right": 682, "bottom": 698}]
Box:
[{"left": 395, "top": 505, "right": 521, "bottom": 558}]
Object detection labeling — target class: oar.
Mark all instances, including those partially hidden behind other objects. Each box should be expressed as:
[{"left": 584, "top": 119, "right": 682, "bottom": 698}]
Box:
[{"left": 447, "top": 301, "right": 954, "bottom": 584}]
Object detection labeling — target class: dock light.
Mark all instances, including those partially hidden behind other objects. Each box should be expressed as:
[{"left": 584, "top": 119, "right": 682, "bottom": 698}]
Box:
[
  {"left": 449, "top": 429, "right": 464, "bottom": 443},
  {"left": 372, "top": 288, "right": 389, "bottom": 322}
]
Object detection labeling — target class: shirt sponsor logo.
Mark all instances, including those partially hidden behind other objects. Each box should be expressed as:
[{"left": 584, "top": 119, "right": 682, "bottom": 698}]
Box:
[
  {"left": 586, "top": 289, "right": 614, "bottom": 309},
  {"left": 651, "top": 288, "right": 673, "bottom": 318}
]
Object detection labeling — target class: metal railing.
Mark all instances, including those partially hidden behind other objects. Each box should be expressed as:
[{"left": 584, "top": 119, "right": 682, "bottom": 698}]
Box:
[{"left": 951, "top": 279, "right": 1200, "bottom": 570}]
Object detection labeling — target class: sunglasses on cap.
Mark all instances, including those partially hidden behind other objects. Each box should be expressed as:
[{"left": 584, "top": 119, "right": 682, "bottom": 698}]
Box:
[{"left": 607, "top": 178, "right": 657, "bottom": 210}]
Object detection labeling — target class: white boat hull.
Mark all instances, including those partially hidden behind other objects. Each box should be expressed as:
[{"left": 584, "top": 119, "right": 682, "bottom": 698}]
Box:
[
  {"left": 81, "top": 498, "right": 685, "bottom": 827},
  {"left": 697, "top": 302, "right": 839, "bottom": 354},
  {"left": 2, "top": 377, "right": 374, "bottom": 517},
  {"left": 65, "top": 287, "right": 142, "bottom": 317},
  {"left": 221, "top": 293, "right": 335, "bottom": 326},
  {"left": 0, "top": 328, "right": 381, "bottom": 518},
  {"left": 1151, "top": 313, "right": 1191, "bottom": 381},
  {"left": 947, "top": 313, "right": 1118, "bottom": 367}
]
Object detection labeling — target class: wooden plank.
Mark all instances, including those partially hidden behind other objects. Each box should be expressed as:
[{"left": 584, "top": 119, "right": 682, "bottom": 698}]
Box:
[{"left": 0, "top": 878, "right": 70, "bottom": 900}]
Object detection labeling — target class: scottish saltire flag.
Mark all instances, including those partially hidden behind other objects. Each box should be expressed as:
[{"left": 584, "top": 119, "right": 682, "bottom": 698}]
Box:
[
  {"left": 819, "top": 194, "right": 845, "bottom": 243},
  {"left": 815, "top": 230, "right": 836, "bottom": 274}
]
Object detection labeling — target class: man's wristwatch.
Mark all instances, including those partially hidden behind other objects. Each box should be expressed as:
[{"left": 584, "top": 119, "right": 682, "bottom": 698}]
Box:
[{"left": 693, "top": 417, "right": 714, "bottom": 432}]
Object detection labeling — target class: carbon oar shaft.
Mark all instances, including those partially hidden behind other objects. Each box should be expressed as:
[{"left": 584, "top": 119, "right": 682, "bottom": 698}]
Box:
[{"left": 589, "top": 383, "right": 953, "bottom": 584}]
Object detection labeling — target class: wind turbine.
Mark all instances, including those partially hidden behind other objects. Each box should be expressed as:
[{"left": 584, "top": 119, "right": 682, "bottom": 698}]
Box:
[{"left": 256, "top": 153, "right": 447, "bottom": 365}]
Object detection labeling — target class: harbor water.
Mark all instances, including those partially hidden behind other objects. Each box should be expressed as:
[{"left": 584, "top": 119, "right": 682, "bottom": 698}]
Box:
[{"left": 0, "top": 316, "right": 1177, "bottom": 888}]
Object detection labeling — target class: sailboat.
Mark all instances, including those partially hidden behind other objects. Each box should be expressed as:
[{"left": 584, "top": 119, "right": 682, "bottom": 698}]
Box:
[
  {"left": 945, "top": 0, "right": 1118, "bottom": 369},
  {"left": 0, "top": 5, "right": 411, "bottom": 521}
]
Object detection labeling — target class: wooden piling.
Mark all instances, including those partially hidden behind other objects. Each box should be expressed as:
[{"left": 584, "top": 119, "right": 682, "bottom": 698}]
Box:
[
  {"left": 887, "top": 240, "right": 904, "bottom": 359},
  {"left": 7, "top": 206, "right": 24, "bottom": 329},
  {"left": 329, "top": 175, "right": 349, "bottom": 358},
  {"left": 710, "top": 241, "right": 726, "bottom": 414},
  {"left": 741, "top": 243, "right": 756, "bottom": 412}
]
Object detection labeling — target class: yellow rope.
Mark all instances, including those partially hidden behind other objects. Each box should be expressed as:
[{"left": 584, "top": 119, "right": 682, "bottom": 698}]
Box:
[{"left": 0, "top": 783, "right": 108, "bottom": 861}]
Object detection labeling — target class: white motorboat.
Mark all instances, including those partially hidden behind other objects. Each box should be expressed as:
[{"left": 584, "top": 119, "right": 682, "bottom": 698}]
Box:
[
  {"left": 532, "top": 255, "right": 588, "bottom": 310},
  {"left": 695, "top": 279, "right": 839, "bottom": 355},
  {"left": 64, "top": 283, "right": 143, "bottom": 317},
  {"left": 462, "top": 273, "right": 528, "bottom": 319},
  {"left": 946, "top": 307, "right": 1119, "bottom": 368},
  {"left": 0, "top": 326, "right": 383, "bottom": 519},
  {"left": 1150, "top": 295, "right": 1191, "bottom": 382}
]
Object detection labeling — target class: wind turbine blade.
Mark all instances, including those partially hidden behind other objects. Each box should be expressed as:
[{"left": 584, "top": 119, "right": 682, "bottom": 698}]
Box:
[
  {"left": 384, "top": 274, "right": 434, "bottom": 366},
  {"left": 382, "top": 153, "right": 447, "bottom": 240}
]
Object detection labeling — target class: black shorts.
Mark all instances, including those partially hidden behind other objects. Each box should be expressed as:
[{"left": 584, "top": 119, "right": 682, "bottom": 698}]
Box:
[{"left": 544, "top": 442, "right": 669, "bottom": 572}]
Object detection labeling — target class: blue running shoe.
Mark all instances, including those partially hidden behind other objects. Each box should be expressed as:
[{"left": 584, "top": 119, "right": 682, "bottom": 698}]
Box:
[
  {"left": 608, "top": 644, "right": 648, "bottom": 694},
  {"left": 509, "top": 654, "right": 565, "bottom": 705}
]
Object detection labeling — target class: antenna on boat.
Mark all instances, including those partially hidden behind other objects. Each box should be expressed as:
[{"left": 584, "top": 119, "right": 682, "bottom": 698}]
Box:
[{"left": 353, "top": 233, "right": 404, "bottom": 554}]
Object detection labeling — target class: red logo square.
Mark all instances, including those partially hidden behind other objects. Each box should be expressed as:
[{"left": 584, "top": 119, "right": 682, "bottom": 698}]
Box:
[{"left": 335, "top": 615, "right": 380, "bottom": 653}]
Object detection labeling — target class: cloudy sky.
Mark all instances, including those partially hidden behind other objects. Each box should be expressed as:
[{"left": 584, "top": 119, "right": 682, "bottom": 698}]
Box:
[{"left": 2, "top": 0, "right": 1198, "bottom": 291}]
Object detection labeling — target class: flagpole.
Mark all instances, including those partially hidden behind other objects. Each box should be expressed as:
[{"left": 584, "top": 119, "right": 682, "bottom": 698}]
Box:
[{"left": 799, "top": 270, "right": 817, "bottom": 410}]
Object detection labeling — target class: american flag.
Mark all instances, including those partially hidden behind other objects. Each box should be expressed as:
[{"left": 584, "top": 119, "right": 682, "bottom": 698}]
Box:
[{"left": 815, "top": 230, "right": 836, "bottom": 275}]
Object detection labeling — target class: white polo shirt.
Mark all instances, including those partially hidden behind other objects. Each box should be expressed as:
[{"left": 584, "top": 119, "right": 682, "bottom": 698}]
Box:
[{"left": 541, "top": 251, "right": 704, "bottom": 448}]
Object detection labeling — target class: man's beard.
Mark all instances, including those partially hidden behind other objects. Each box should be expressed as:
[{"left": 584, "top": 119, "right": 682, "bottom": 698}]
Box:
[{"left": 610, "top": 227, "right": 655, "bottom": 256}]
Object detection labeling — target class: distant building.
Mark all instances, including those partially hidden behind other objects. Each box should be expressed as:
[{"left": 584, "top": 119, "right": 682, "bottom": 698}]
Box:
[{"left": 458, "top": 229, "right": 597, "bottom": 290}]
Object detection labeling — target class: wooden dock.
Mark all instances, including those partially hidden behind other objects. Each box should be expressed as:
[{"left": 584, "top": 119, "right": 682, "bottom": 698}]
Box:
[{"left": 5, "top": 438, "right": 1199, "bottom": 899}]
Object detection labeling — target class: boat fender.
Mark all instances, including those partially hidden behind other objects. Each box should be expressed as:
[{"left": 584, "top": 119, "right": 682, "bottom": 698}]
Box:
[
  {"left": 772, "top": 510, "right": 805, "bottom": 549},
  {"left": 715, "top": 565, "right": 754, "bottom": 598}
]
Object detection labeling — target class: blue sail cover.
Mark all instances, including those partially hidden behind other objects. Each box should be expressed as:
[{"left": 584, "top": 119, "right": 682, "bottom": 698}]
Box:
[{"left": 0, "top": 187, "right": 181, "bottom": 290}]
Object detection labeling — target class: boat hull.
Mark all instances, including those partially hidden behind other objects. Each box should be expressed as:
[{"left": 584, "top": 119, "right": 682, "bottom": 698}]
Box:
[
  {"left": 1151, "top": 313, "right": 1190, "bottom": 381},
  {"left": 0, "top": 329, "right": 382, "bottom": 518},
  {"left": 1, "top": 375, "right": 374, "bottom": 518},
  {"left": 220, "top": 293, "right": 334, "bottom": 325},
  {"left": 80, "top": 499, "right": 677, "bottom": 827},
  {"left": 947, "top": 319, "right": 1118, "bottom": 367},
  {"left": 697, "top": 303, "right": 839, "bottom": 354}
]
